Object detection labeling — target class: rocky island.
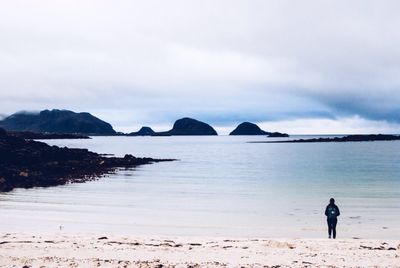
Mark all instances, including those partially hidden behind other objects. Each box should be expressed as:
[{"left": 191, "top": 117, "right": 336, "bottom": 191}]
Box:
[
  {"left": 154, "top": 117, "right": 218, "bottom": 136},
  {"left": 230, "top": 122, "right": 289, "bottom": 137},
  {"left": 128, "top": 126, "right": 155, "bottom": 136},
  {"left": 0, "top": 109, "right": 116, "bottom": 135},
  {"left": 250, "top": 134, "right": 400, "bottom": 143},
  {"left": 267, "top": 132, "right": 290, "bottom": 137},
  {"left": 0, "top": 128, "right": 173, "bottom": 192}
]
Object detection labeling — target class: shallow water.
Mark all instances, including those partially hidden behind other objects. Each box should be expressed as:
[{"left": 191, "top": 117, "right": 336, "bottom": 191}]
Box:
[{"left": 1, "top": 136, "right": 399, "bottom": 238}]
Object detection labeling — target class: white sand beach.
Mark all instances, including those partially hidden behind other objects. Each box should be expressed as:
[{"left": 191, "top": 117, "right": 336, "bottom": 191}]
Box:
[{"left": 0, "top": 233, "right": 399, "bottom": 267}]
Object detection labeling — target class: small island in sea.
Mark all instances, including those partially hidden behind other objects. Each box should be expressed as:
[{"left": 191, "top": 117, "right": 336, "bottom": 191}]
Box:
[
  {"left": 128, "top": 126, "right": 155, "bottom": 136},
  {"left": 153, "top": 117, "right": 218, "bottom": 136},
  {"left": 230, "top": 122, "right": 289, "bottom": 137}
]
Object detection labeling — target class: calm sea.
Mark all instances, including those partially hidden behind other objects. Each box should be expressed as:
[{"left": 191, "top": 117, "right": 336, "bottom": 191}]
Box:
[{"left": 1, "top": 136, "right": 399, "bottom": 238}]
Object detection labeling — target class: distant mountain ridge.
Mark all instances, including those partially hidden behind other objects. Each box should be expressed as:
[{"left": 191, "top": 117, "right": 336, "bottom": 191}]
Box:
[
  {"left": 0, "top": 110, "right": 290, "bottom": 137},
  {"left": 0, "top": 109, "right": 116, "bottom": 135}
]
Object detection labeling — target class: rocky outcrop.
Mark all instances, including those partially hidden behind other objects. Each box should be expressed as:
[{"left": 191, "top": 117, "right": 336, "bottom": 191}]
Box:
[
  {"left": 230, "top": 122, "right": 289, "bottom": 137},
  {"left": 267, "top": 132, "right": 290, "bottom": 138},
  {"left": 0, "top": 128, "right": 174, "bottom": 192},
  {"left": 251, "top": 134, "right": 400, "bottom": 143},
  {"left": 230, "top": 122, "right": 268, "bottom": 135},
  {"left": 7, "top": 131, "right": 89, "bottom": 140},
  {"left": 156, "top": 118, "right": 218, "bottom": 136},
  {"left": 128, "top": 127, "right": 155, "bottom": 136},
  {"left": 0, "top": 109, "right": 116, "bottom": 135}
]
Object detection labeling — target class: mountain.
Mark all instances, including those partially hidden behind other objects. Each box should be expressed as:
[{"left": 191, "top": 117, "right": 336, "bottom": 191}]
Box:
[
  {"left": 128, "top": 126, "right": 155, "bottom": 136},
  {"left": 0, "top": 109, "right": 116, "bottom": 135},
  {"left": 229, "top": 122, "right": 289, "bottom": 137},
  {"left": 156, "top": 118, "right": 218, "bottom": 136}
]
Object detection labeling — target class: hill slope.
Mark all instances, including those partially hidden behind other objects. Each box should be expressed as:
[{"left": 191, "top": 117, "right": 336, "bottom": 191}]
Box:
[{"left": 0, "top": 109, "right": 116, "bottom": 135}]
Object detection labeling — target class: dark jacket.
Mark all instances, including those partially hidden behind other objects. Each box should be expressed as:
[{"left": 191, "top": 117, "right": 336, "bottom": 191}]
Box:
[{"left": 325, "top": 204, "right": 340, "bottom": 219}]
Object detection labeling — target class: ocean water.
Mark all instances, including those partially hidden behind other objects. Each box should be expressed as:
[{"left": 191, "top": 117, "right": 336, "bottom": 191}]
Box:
[{"left": 1, "top": 136, "right": 399, "bottom": 239}]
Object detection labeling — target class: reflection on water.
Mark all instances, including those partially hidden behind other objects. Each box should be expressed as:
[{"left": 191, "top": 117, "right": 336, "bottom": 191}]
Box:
[{"left": 1, "top": 136, "right": 399, "bottom": 238}]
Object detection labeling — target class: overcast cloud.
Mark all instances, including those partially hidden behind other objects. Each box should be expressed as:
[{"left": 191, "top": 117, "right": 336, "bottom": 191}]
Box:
[{"left": 1, "top": 0, "right": 400, "bottom": 134}]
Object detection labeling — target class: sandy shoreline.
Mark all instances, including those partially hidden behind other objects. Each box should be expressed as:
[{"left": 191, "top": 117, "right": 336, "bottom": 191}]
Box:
[{"left": 0, "top": 233, "right": 399, "bottom": 267}]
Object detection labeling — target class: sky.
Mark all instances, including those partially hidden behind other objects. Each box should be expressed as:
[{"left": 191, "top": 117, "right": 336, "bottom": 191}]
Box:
[{"left": 1, "top": 0, "right": 400, "bottom": 134}]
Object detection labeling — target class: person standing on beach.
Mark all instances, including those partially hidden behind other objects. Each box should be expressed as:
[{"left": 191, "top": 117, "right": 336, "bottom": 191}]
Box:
[{"left": 325, "top": 198, "right": 340, "bottom": 239}]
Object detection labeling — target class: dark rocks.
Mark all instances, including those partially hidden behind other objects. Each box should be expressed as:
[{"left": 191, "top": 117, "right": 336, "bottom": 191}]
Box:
[
  {"left": 230, "top": 122, "right": 289, "bottom": 137},
  {"left": 152, "top": 132, "right": 171, "bottom": 136},
  {"left": 7, "top": 131, "right": 89, "bottom": 140},
  {"left": 267, "top": 132, "right": 290, "bottom": 138},
  {"left": 128, "top": 126, "right": 155, "bottom": 136},
  {"left": 254, "top": 134, "right": 400, "bottom": 143},
  {"left": 0, "top": 129, "right": 174, "bottom": 192},
  {"left": 157, "top": 118, "right": 217, "bottom": 136},
  {"left": 0, "top": 109, "right": 116, "bottom": 135}
]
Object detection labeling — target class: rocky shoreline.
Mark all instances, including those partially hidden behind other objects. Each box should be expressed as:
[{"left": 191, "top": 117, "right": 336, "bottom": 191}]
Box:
[
  {"left": 0, "top": 128, "right": 174, "bottom": 192},
  {"left": 7, "top": 131, "right": 90, "bottom": 140},
  {"left": 250, "top": 134, "right": 400, "bottom": 143}
]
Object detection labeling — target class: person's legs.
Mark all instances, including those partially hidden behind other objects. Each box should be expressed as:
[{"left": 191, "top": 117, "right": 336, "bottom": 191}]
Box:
[
  {"left": 332, "top": 218, "right": 338, "bottom": 239},
  {"left": 327, "top": 219, "right": 332, "bottom": 238}
]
